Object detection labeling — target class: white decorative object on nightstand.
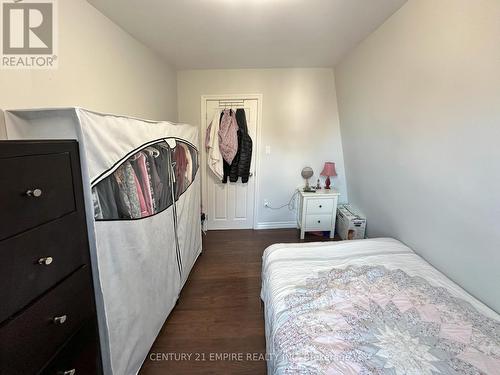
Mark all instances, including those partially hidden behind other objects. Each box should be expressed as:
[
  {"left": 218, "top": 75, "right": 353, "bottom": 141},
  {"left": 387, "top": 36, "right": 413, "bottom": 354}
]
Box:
[{"left": 297, "top": 189, "right": 340, "bottom": 239}]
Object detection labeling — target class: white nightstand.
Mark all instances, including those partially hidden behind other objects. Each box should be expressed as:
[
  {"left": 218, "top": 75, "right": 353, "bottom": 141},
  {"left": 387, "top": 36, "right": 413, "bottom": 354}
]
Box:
[{"left": 297, "top": 189, "right": 340, "bottom": 239}]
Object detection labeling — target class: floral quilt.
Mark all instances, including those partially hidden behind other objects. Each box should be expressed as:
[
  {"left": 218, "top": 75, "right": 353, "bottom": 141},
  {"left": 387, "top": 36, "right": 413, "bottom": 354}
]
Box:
[
  {"left": 262, "top": 240, "right": 500, "bottom": 375},
  {"left": 274, "top": 265, "right": 500, "bottom": 374}
]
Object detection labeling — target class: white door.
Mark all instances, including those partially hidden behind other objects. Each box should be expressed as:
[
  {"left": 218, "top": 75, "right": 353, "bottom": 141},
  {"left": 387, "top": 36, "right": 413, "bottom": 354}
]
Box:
[{"left": 202, "top": 97, "right": 260, "bottom": 230}]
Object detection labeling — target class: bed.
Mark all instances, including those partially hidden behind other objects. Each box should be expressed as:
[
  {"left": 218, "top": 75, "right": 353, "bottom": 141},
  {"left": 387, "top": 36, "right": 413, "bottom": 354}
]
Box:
[{"left": 261, "top": 238, "right": 500, "bottom": 374}]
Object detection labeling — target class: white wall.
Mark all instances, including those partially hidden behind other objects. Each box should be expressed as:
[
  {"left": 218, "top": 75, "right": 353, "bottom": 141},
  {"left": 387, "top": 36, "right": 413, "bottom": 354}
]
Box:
[
  {"left": 335, "top": 0, "right": 500, "bottom": 312},
  {"left": 0, "top": 0, "right": 178, "bottom": 139},
  {"left": 178, "top": 68, "right": 347, "bottom": 228}
]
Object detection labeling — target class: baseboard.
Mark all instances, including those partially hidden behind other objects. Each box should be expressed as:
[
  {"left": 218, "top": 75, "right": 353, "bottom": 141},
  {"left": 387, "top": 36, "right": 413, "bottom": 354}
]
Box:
[{"left": 254, "top": 221, "right": 297, "bottom": 230}]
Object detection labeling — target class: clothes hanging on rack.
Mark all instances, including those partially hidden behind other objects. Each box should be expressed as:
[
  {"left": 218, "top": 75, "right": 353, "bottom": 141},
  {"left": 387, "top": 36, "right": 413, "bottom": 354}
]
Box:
[
  {"left": 222, "top": 159, "right": 231, "bottom": 183},
  {"left": 145, "top": 150, "right": 163, "bottom": 211},
  {"left": 92, "top": 189, "right": 103, "bottom": 220},
  {"left": 206, "top": 109, "right": 224, "bottom": 179},
  {"left": 173, "top": 144, "right": 189, "bottom": 198},
  {"left": 182, "top": 143, "right": 193, "bottom": 188},
  {"left": 206, "top": 106, "right": 252, "bottom": 184},
  {"left": 154, "top": 146, "right": 172, "bottom": 209},
  {"left": 221, "top": 110, "right": 232, "bottom": 183},
  {"left": 131, "top": 152, "right": 155, "bottom": 216},
  {"left": 91, "top": 140, "right": 198, "bottom": 220},
  {"left": 235, "top": 108, "right": 253, "bottom": 183},
  {"left": 222, "top": 108, "right": 253, "bottom": 183},
  {"left": 94, "top": 177, "right": 119, "bottom": 219},
  {"left": 188, "top": 146, "right": 198, "bottom": 182},
  {"left": 218, "top": 109, "right": 239, "bottom": 164},
  {"left": 114, "top": 162, "right": 142, "bottom": 219},
  {"left": 132, "top": 161, "right": 149, "bottom": 217}
]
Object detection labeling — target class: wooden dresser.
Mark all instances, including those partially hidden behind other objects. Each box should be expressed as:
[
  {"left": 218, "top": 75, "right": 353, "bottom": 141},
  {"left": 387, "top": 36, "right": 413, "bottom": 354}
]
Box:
[{"left": 0, "top": 141, "right": 102, "bottom": 375}]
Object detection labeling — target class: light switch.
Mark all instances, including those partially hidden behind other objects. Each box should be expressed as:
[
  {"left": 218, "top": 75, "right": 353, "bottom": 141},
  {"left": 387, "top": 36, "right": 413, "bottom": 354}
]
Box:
[{"left": 265, "top": 145, "right": 271, "bottom": 155}]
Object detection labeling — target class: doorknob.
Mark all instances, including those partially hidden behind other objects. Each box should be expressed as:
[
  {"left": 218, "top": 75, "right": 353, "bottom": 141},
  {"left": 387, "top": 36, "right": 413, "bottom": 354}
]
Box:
[{"left": 249, "top": 172, "right": 254, "bottom": 177}]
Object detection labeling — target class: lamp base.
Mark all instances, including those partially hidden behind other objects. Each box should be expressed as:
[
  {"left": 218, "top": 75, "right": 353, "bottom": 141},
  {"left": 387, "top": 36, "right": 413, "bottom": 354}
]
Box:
[
  {"left": 324, "top": 176, "right": 331, "bottom": 189},
  {"left": 303, "top": 180, "right": 316, "bottom": 193}
]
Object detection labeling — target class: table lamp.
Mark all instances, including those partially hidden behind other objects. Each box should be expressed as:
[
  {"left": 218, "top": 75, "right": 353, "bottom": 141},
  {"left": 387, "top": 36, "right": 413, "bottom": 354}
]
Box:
[{"left": 320, "top": 162, "right": 337, "bottom": 189}]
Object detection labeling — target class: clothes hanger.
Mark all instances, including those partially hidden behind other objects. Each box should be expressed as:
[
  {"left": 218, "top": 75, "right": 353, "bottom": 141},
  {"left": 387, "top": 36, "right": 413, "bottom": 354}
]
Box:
[
  {"left": 144, "top": 146, "right": 160, "bottom": 157},
  {"left": 129, "top": 152, "right": 142, "bottom": 161},
  {"left": 157, "top": 142, "right": 170, "bottom": 150}
]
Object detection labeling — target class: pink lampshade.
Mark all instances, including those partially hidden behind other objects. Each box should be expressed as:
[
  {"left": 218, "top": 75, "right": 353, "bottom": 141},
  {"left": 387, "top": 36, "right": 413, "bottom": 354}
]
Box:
[{"left": 320, "top": 162, "right": 337, "bottom": 177}]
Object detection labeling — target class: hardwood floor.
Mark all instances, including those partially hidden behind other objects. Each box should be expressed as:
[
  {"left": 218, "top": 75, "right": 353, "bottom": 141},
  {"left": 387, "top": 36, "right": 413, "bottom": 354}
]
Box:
[{"left": 139, "top": 228, "right": 338, "bottom": 375}]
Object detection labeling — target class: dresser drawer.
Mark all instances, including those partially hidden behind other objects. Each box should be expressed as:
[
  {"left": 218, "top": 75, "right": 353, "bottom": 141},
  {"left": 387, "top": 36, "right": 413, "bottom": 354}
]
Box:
[
  {"left": 41, "top": 318, "right": 102, "bottom": 375},
  {"left": 305, "top": 214, "right": 332, "bottom": 230},
  {"left": 0, "top": 267, "right": 94, "bottom": 375},
  {"left": 0, "top": 215, "right": 89, "bottom": 322},
  {"left": 0, "top": 152, "right": 76, "bottom": 241},
  {"left": 306, "top": 199, "right": 334, "bottom": 215}
]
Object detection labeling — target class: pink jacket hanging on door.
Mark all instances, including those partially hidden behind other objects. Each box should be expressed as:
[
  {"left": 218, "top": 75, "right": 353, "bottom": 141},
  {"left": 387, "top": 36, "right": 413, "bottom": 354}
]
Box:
[{"left": 218, "top": 109, "right": 238, "bottom": 164}]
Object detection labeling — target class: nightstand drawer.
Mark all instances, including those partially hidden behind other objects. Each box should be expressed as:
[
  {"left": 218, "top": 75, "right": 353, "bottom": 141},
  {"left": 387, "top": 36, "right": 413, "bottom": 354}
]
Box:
[
  {"left": 306, "top": 199, "right": 334, "bottom": 214},
  {"left": 305, "top": 214, "right": 332, "bottom": 230}
]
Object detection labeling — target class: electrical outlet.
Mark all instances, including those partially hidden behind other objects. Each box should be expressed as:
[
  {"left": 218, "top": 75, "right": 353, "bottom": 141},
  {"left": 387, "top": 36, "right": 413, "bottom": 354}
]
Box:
[{"left": 264, "top": 200, "right": 270, "bottom": 207}]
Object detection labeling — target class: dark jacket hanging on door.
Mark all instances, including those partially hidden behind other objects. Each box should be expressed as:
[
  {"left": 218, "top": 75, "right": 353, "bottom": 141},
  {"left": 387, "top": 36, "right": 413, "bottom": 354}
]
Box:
[
  {"left": 235, "top": 108, "right": 253, "bottom": 183},
  {"left": 227, "top": 109, "right": 242, "bottom": 183}
]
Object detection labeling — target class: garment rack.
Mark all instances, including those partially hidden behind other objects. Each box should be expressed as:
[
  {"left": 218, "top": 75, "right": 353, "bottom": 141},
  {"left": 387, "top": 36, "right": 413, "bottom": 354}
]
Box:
[{"left": 218, "top": 100, "right": 245, "bottom": 109}]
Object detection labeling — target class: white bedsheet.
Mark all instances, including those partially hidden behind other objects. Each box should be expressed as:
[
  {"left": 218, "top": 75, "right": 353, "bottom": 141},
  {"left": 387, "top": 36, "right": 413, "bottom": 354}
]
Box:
[{"left": 261, "top": 238, "right": 500, "bottom": 374}]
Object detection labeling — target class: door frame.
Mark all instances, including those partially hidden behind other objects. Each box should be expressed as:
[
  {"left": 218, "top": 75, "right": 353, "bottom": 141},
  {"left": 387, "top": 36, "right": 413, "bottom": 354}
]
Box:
[{"left": 200, "top": 93, "right": 263, "bottom": 230}]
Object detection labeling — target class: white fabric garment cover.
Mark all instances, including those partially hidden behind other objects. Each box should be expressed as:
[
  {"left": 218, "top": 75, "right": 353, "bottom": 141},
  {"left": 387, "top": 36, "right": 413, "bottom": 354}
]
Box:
[{"left": 4, "top": 108, "right": 202, "bottom": 375}]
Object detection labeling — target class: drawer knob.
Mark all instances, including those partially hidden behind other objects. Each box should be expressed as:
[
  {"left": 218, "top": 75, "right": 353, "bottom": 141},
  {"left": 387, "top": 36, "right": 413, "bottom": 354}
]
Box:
[
  {"left": 319, "top": 205, "right": 322, "bottom": 208},
  {"left": 38, "top": 256, "right": 53, "bottom": 266},
  {"left": 53, "top": 315, "right": 68, "bottom": 325},
  {"left": 26, "top": 188, "right": 43, "bottom": 197},
  {"left": 317, "top": 220, "right": 321, "bottom": 223},
  {"left": 58, "top": 370, "right": 76, "bottom": 375}
]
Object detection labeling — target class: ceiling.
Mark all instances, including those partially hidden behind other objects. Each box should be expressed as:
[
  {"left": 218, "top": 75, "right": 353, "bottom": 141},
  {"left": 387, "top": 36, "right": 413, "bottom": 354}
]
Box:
[{"left": 87, "top": 0, "right": 407, "bottom": 69}]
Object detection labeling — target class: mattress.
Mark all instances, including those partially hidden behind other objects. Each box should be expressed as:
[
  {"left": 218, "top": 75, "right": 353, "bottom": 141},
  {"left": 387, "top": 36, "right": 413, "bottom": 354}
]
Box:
[{"left": 261, "top": 238, "right": 500, "bottom": 374}]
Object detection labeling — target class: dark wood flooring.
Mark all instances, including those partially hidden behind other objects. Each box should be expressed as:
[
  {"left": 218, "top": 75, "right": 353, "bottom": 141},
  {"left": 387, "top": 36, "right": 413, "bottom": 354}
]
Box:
[{"left": 139, "top": 229, "right": 338, "bottom": 375}]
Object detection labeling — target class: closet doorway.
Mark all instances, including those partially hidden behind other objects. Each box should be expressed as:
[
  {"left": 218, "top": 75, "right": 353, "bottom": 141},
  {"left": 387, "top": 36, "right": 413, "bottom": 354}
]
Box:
[{"left": 201, "top": 94, "right": 261, "bottom": 230}]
